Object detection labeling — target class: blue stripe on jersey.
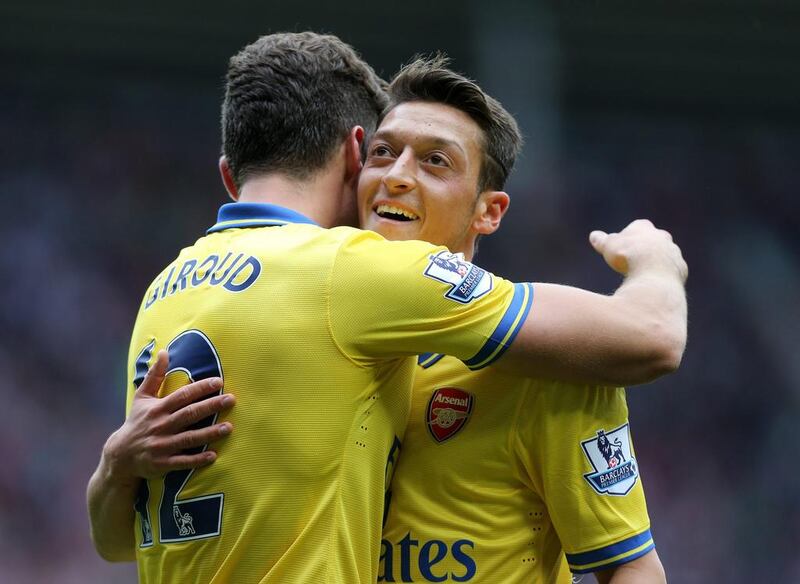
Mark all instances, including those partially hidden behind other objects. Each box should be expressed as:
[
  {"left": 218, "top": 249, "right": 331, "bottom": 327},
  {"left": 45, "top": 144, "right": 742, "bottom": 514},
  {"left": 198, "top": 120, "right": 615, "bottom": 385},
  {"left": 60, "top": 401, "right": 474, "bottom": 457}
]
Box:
[
  {"left": 463, "top": 282, "right": 534, "bottom": 370},
  {"left": 566, "top": 529, "right": 654, "bottom": 572},
  {"left": 417, "top": 353, "right": 445, "bottom": 369},
  {"left": 207, "top": 202, "right": 318, "bottom": 234},
  {"left": 569, "top": 542, "right": 655, "bottom": 574}
]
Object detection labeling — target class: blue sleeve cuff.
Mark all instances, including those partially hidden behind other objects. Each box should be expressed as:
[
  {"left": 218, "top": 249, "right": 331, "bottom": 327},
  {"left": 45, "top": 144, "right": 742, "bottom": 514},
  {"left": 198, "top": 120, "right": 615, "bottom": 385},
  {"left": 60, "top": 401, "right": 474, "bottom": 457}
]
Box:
[
  {"left": 462, "top": 283, "right": 534, "bottom": 370},
  {"left": 566, "top": 529, "right": 655, "bottom": 574}
]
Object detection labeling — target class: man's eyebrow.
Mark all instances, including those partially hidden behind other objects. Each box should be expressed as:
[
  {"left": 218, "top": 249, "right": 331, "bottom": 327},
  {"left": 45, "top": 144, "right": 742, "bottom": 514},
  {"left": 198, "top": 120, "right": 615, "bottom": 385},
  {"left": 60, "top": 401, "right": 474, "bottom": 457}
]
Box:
[{"left": 372, "top": 129, "right": 466, "bottom": 156}]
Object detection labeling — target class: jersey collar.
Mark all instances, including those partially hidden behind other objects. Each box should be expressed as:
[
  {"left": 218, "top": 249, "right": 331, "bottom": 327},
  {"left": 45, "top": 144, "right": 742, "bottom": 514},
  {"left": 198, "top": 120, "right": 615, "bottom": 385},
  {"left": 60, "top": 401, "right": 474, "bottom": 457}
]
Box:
[
  {"left": 417, "top": 353, "right": 445, "bottom": 369},
  {"left": 207, "top": 202, "right": 318, "bottom": 234}
]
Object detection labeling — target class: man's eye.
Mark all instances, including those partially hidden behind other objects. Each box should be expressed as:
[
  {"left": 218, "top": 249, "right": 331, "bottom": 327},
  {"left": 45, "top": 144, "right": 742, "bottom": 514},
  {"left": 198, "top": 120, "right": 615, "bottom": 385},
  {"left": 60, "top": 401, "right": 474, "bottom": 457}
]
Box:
[
  {"left": 426, "top": 154, "right": 448, "bottom": 166},
  {"left": 371, "top": 145, "right": 392, "bottom": 157}
]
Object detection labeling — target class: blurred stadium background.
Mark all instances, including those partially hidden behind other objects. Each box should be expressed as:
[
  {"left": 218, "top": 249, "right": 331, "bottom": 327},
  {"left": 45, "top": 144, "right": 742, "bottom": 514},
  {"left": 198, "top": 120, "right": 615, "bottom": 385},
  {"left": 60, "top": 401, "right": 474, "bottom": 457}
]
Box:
[{"left": 2, "top": 1, "right": 798, "bottom": 582}]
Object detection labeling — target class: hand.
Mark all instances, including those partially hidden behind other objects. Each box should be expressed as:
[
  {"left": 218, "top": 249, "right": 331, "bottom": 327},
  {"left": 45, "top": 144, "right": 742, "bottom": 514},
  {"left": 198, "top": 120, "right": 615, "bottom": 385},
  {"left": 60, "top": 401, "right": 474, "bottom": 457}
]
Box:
[
  {"left": 101, "top": 350, "right": 235, "bottom": 485},
  {"left": 590, "top": 219, "right": 688, "bottom": 283}
]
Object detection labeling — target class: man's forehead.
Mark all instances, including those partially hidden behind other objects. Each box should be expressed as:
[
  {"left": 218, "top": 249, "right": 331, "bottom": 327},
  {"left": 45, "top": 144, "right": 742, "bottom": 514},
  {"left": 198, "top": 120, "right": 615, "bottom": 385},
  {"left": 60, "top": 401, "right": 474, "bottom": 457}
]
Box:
[{"left": 375, "top": 102, "right": 482, "bottom": 151}]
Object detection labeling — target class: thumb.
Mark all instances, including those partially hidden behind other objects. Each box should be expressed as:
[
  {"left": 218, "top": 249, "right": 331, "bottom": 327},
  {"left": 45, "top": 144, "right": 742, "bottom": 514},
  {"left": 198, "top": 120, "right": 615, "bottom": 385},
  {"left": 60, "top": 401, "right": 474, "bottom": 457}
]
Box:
[
  {"left": 138, "top": 349, "right": 169, "bottom": 398},
  {"left": 589, "top": 230, "right": 607, "bottom": 254}
]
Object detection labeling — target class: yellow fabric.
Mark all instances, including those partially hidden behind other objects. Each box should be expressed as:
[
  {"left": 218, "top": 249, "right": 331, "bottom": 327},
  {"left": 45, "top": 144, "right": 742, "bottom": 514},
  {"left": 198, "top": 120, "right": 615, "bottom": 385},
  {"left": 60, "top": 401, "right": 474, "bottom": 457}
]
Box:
[
  {"left": 380, "top": 355, "right": 652, "bottom": 582},
  {"left": 125, "top": 207, "right": 526, "bottom": 584}
]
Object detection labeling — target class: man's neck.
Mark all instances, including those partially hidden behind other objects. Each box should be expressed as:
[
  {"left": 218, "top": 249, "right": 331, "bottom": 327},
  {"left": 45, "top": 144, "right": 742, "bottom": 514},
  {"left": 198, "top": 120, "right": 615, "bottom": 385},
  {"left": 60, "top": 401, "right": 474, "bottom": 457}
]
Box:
[{"left": 236, "top": 161, "right": 351, "bottom": 228}]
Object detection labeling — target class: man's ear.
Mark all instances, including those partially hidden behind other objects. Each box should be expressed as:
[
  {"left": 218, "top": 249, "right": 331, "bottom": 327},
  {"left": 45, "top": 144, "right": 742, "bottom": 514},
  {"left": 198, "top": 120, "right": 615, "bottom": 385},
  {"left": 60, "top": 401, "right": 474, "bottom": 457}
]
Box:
[
  {"left": 473, "top": 190, "right": 510, "bottom": 235},
  {"left": 219, "top": 156, "right": 239, "bottom": 201},
  {"left": 344, "top": 126, "right": 365, "bottom": 183}
]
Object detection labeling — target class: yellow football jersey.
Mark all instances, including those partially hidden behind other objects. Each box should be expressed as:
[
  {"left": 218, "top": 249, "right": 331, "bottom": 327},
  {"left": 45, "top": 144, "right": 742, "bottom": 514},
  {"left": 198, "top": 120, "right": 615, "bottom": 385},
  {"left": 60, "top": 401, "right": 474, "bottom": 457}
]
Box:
[
  {"left": 380, "top": 355, "right": 654, "bottom": 582},
  {"left": 126, "top": 203, "right": 533, "bottom": 584}
]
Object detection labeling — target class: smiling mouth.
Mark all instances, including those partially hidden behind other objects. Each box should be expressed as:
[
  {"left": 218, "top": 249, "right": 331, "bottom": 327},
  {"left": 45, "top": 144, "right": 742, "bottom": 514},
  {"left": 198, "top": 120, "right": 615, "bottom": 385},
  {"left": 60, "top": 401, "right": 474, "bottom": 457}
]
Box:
[{"left": 374, "top": 204, "right": 419, "bottom": 222}]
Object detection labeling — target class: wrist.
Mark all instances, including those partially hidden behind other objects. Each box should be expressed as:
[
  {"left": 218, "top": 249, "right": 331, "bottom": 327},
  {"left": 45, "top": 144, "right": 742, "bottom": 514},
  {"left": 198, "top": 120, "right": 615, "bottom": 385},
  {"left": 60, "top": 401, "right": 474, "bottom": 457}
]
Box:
[
  {"left": 625, "top": 258, "right": 678, "bottom": 279},
  {"left": 99, "top": 430, "right": 141, "bottom": 489},
  {"left": 626, "top": 250, "right": 688, "bottom": 283}
]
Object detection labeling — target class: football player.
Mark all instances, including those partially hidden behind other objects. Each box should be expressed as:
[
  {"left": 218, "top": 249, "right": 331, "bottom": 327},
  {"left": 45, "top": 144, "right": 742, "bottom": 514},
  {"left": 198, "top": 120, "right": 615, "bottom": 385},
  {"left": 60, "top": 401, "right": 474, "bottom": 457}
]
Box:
[{"left": 370, "top": 57, "right": 666, "bottom": 583}]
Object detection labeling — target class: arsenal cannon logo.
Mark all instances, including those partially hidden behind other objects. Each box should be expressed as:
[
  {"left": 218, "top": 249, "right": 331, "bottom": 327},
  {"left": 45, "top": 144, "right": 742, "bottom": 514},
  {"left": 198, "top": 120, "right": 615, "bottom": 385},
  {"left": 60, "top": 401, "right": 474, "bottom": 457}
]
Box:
[{"left": 426, "top": 387, "right": 474, "bottom": 443}]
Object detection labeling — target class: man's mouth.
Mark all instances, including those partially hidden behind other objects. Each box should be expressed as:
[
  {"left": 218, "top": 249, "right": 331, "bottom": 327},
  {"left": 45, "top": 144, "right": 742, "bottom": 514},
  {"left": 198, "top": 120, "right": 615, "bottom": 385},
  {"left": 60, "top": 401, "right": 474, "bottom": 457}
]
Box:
[{"left": 374, "top": 204, "right": 420, "bottom": 222}]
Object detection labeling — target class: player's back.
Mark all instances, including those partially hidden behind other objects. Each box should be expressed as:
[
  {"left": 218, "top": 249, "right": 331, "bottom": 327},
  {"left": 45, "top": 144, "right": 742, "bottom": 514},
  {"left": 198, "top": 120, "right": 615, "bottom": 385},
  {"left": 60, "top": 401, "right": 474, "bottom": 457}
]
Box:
[{"left": 127, "top": 206, "right": 412, "bottom": 583}]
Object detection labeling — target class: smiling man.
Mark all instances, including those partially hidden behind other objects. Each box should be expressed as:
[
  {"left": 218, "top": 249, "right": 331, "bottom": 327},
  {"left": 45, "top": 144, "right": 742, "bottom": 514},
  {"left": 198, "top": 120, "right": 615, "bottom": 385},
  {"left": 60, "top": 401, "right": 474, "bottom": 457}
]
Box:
[
  {"left": 361, "top": 106, "right": 491, "bottom": 251},
  {"left": 366, "top": 58, "right": 666, "bottom": 584}
]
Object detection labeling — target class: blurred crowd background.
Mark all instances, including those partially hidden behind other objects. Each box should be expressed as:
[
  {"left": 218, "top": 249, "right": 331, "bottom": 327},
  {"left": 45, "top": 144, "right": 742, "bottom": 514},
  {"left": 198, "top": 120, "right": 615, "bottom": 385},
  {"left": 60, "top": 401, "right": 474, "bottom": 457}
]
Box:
[{"left": 1, "top": 1, "right": 798, "bottom": 582}]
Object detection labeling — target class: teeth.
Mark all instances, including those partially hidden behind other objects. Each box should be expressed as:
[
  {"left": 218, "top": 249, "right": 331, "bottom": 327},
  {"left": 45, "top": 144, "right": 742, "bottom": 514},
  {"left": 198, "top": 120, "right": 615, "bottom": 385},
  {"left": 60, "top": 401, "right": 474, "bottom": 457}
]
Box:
[{"left": 375, "top": 204, "right": 419, "bottom": 220}]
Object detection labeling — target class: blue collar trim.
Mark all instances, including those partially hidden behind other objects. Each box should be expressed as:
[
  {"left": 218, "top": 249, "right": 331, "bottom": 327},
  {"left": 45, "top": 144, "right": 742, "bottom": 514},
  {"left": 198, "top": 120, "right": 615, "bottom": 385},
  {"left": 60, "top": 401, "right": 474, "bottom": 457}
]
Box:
[
  {"left": 207, "top": 203, "right": 318, "bottom": 234},
  {"left": 417, "top": 353, "right": 445, "bottom": 369}
]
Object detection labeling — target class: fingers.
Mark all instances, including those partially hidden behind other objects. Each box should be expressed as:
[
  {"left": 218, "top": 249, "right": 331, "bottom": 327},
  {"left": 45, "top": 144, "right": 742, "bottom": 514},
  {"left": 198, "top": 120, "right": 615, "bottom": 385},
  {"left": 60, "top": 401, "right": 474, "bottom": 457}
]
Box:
[
  {"left": 153, "top": 422, "right": 233, "bottom": 454},
  {"left": 627, "top": 218, "right": 654, "bottom": 230},
  {"left": 137, "top": 350, "right": 169, "bottom": 398},
  {"left": 591, "top": 219, "right": 686, "bottom": 278},
  {"left": 147, "top": 423, "right": 232, "bottom": 473},
  {"left": 151, "top": 450, "right": 217, "bottom": 478},
  {"left": 589, "top": 229, "right": 629, "bottom": 275},
  {"left": 152, "top": 450, "right": 219, "bottom": 473},
  {"left": 166, "top": 392, "right": 235, "bottom": 433},
  {"left": 674, "top": 245, "right": 689, "bottom": 283},
  {"left": 589, "top": 230, "right": 607, "bottom": 253},
  {"left": 163, "top": 377, "right": 225, "bottom": 413}
]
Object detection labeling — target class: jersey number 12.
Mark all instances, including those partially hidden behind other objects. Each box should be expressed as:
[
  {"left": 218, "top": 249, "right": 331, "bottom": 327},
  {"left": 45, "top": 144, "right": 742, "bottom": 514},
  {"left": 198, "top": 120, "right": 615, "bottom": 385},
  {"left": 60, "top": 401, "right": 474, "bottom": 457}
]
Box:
[{"left": 132, "top": 329, "right": 225, "bottom": 546}]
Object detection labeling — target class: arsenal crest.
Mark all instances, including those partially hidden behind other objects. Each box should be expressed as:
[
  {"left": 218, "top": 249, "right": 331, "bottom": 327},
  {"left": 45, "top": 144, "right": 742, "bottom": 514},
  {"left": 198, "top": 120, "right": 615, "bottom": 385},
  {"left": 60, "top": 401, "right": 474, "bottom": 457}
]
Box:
[
  {"left": 581, "top": 423, "right": 639, "bottom": 496},
  {"left": 426, "top": 387, "right": 474, "bottom": 443}
]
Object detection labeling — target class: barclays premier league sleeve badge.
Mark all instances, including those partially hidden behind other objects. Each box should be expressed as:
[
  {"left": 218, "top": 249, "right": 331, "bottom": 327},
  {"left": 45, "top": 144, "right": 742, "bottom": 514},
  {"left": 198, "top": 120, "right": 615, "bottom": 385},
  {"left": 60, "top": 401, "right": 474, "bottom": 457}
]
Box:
[
  {"left": 581, "top": 423, "right": 639, "bottom": 496},
  {"left": 423, "top": 251, "right": 493, "bottom": 304}
]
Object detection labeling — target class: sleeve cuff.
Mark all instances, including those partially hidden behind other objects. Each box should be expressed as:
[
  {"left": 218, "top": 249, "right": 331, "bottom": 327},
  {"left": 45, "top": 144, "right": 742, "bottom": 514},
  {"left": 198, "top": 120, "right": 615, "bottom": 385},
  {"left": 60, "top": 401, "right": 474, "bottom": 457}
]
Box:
[
  {"left": 566, "top": 529, "right": 655, "bottom": 574},
  {"left": 463, "top": 282, "right": 534, "bottom": 370}
]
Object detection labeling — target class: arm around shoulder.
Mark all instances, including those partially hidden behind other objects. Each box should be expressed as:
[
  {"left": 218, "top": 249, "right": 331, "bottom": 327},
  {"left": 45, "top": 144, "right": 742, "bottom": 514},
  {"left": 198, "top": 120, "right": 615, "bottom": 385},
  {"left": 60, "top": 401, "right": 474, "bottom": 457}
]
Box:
[{"left": 497, "top": 220, "right": 687, "bottom": 386}]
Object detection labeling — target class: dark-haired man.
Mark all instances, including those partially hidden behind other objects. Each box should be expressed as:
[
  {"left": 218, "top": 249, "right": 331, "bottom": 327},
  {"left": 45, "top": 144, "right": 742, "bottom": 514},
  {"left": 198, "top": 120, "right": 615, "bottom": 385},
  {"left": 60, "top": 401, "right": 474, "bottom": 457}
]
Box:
[
  {"left": 367, "top": 58, "right": 666, "bottom": 584},
  {"left": 87, "top": 33, "right": 685, "bottom": 584}
]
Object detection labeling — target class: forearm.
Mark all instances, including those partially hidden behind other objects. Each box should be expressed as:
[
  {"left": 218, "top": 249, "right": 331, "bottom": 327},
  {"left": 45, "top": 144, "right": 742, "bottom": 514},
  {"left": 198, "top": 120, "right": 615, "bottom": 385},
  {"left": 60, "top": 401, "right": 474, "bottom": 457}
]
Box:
[
  {"left": 87, "top": 447, "right": 139, "bottom": 562},
  {"left": 500, "top": 275, "right": 686, "bottom": 386},
  {"left": 613, "top": 269, "right": 687, "bottom": 371},
  {"left": 86, "top": 365, "right": 232, "bottom": 562}
]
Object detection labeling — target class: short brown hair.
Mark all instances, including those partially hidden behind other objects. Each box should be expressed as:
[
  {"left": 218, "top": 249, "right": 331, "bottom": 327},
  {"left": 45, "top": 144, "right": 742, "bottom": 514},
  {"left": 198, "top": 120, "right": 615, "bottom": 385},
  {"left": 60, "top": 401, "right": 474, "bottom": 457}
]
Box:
[
  {"left": 222, "top": 32, "right": 388, "bottom": 187},
  {"left": 385, "top": 55, "right": 523, "bottom": 192}
]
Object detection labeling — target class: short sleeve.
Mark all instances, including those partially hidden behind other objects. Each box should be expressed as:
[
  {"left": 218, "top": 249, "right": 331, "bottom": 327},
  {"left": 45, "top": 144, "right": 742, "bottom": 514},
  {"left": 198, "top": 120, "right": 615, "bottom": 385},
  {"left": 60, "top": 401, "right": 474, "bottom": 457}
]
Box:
[
  {"left": 328, "top": 229, "right": 533, "bottom": 368},
  {"left": 514, "top": 383, "right": 655, "bottom": 574}
]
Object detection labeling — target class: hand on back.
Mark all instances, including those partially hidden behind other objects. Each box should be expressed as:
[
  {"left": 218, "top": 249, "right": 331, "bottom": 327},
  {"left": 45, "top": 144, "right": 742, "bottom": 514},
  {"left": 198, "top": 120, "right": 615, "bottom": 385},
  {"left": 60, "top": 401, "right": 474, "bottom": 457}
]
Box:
[{"left": 102, "top": 350, "right": 235, "bottom": 484}]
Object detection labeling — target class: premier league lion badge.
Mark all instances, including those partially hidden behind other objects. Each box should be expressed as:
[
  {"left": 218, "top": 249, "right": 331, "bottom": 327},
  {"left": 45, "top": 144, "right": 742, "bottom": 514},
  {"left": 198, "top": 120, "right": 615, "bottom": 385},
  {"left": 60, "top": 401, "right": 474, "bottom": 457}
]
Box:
[
  {"left": 426, "top": 387, "right": 474, "bottom": 443},
  {"left": 581, "top": 423, "right": 639, "bottom": 496},
  {"left": 423, "top": 251, "right": 492, "bottom": 304}
]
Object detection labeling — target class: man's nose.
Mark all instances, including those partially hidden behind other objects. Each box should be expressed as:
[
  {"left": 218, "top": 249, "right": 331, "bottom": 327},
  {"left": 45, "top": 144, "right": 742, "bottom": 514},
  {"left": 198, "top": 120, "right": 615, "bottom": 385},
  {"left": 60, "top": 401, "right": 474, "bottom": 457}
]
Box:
[{"left": 382, "top": 150, "right": 417, "bottom": 194}]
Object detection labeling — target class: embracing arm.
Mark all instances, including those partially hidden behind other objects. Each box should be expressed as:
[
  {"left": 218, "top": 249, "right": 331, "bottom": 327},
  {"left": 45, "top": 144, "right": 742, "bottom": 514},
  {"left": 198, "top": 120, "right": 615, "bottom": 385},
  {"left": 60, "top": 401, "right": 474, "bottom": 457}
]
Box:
[
  {"left": 594, "top": 549, "right": 667, "bottom": 584},
  {"left": 87, "top": 456, "right": 139, "bottom": 561},
  {"left": 87, "top": 351, "right": 234, "bottom": 561},
  {"left": 501, "top": 220, "right": 688, "bottom": 386}
]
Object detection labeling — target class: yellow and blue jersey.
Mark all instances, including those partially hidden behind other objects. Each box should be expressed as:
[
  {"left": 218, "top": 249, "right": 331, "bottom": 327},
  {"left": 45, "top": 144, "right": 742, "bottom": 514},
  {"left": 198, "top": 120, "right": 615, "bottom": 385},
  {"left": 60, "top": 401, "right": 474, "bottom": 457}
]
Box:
[
  {"left": 380, "top": 355, "right": 654, "bottom": 582},
  {"left": 125, "top": 202, "right": 532, "bottom": 584}
]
